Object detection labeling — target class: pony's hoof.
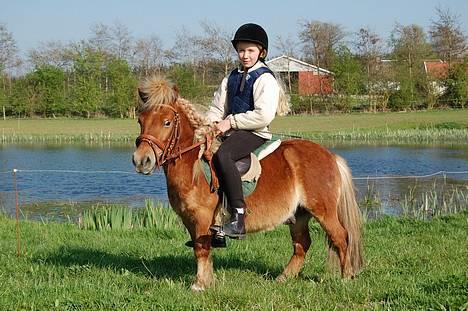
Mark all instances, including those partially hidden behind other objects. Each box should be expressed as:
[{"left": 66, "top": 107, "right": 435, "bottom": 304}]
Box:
[
  {"left": 191, "top": 283, "right": 206, "bottom": 292},
  {"left": 276, "top": 274, "right": 287, "bottom": 283}
]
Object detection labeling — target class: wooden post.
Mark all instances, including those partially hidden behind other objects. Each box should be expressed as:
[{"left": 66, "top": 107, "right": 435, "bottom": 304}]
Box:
[{"left": 13, "top": 168, "right": 21, "bottom": 257}]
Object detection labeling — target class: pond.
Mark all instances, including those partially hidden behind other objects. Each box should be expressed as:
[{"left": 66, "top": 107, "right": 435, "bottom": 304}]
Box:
[{"left": 0, "top": 142, "right": 467, "bottom": 220}]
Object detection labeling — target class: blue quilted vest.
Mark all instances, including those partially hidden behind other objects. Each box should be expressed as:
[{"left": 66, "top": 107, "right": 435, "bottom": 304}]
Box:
[{"left": 227, "top": 66, "right": 274, "bottom": 115}]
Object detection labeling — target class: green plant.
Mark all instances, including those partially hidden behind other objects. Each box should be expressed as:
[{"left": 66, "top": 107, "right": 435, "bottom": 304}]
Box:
[{"left": 80, "top": 201, "right": 181, "bottom": 231}]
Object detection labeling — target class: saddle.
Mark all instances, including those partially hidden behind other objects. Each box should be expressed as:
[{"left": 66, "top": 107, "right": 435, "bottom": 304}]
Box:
[{"left": 201, "top": 137, "right": 282, "bottom": 196}]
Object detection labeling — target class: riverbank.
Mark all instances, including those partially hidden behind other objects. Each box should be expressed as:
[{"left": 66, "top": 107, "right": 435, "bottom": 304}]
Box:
[
  {"left": 1, "top": 109, "right": 467, "bottom": 143},
  {"left": 0, "top": 211, "right": 466, "bottom": 310}
]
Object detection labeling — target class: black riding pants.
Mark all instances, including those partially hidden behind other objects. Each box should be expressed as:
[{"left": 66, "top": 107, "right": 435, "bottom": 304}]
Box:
[{"left": 213, "top": 130, "right": 266, "bottom": 210}]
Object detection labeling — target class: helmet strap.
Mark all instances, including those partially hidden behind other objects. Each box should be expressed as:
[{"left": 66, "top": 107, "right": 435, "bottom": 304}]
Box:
[{"left": 239, "top": 70, "right": 247, "bottom": 92}]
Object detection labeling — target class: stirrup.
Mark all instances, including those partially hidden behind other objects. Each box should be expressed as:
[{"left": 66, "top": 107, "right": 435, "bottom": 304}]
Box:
[{"left": 185, "top": 231, "right": 227, "bottom": 248}]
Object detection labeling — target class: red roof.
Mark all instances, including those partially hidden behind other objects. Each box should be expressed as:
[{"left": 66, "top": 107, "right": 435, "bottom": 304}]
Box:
[{"left": 424, "top": 60, "right": 449, "bottom": 79}]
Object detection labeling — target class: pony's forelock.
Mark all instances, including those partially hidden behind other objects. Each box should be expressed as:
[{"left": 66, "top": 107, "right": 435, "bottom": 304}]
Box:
[
  {"left": 138, "top": 75, "right": 214, "bottom": 137},
  {"left": 138, "top": 76, "right": 178, "bottom": 112}
]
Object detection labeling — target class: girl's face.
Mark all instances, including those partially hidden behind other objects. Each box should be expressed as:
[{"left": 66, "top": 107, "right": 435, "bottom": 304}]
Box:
[{"left": 236, "top": 41, "right": 262, "bottom": 68}]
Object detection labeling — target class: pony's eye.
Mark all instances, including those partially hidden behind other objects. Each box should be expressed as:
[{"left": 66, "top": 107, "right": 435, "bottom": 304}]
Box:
[{"left": 163, "top": 120, "right": 171, "bottom": 127}]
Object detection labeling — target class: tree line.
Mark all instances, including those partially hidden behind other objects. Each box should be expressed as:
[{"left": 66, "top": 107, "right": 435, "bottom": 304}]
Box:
[{"left": 0, "top": 7, "right": 466, "bottom": 118}]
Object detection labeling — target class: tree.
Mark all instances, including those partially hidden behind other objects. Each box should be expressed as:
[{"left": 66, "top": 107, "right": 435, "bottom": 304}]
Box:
[
  {"left": 9, "top": 76, "right": 35, "bottom": 117},
  {"left": 354, "top": 27, "right": 383, "bottom": 111},
  {"left": 299, "top": 20, "right": 346, "bottom": 69},
  {"left": 197, "top": 21, "right": 234, "bottom": 77},
  {"left": 166, "top": 64, "right": 209, "bottom": 102},
  {"left": 171, "top": 22, "right": 234, "bottom": 85},
  {"left": 88, "top": 21, "right": 133, "bottom": 61},
  {"left": 274, "top": 35, "right": 300, "bottom": 93},
  {"left": 88, "top": 23, "right": 113, "bottom": 54},
  {"left": 105, "top": 58, "right": 137, "bottom": 118},
  {"left": 390, "top": 24, "right": 434, "bottom": 110},
  {"left": 441, "top": 58, "right": 467, "bottom": 108},
  {"left": 28, "top": 65, "right": 67, "bottom": 116},
  {"left": 110, "top": 21, "right": 133, "bottom": 60},
  {"left": 0, "top": 24, "right": 21, "bottom": 119},
  {"left": 0, "top": 24, "right": 20, "bottom": 73},
  {"left": 28, "top": 41, "right": 75, "bottom": 69},
  {"left": 299, "top": 20, "right": 346, "bottom": 96},
  {"left": 133, "top": 35, "right": 166, "bottom": 77},
  {"left": 275, "top": 35, "right": 299, "bottom": 58},
  {"left": 331, "top": 45, "right": 364, "bottom": 111},
  {"left": 429, "top": 6, "right": 467, "bottom": 65},
  {"left": 71, "top": 49, "right": 105, "bottom": 117},
  {"left": 170, "top": 26, "right": 198, "bottom": 65}
]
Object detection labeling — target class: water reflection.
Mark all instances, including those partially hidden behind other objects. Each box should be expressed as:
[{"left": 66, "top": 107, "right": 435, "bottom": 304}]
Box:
[{"left": 0, "top": 142, "right": 466, "bottom": 220}]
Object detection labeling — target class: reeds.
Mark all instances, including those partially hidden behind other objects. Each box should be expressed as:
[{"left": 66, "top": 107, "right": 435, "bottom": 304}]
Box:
[
  {"left": 357, "top": 178, "right": 468, "bottom": 221},
  {"left": 79, "top": 199, "right": 182, "bottom": 230},
  {"left": 78, "top": 181, "right": 466, "bottom": 231},
  {"left": 401, "top": 183, "right": 467, "bottom": 220},
  {"left": 2, "top": 126, "right": 466, "bottom": 144},
  {"left": 359, "top": 181, "right": 383, "bottom": 221},
  {"left": 296, "top": 127, "right": 468, "bottom": 143},
  {"left": 1, "top": 133, "right": 135, "bottom": 144}
]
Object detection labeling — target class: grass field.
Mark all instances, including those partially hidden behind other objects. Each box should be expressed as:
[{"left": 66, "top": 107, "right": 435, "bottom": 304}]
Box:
[
  {"left": 0, "top": 211, "right": 467, "bottom": 310},
  {"left": 1, "top": 109, "right": 467, "bottom": 143}
]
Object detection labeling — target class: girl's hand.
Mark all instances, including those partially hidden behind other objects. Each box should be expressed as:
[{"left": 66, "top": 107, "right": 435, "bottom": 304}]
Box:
[{"left": 215, "top": 119, "right": 232, "bottom": 133}]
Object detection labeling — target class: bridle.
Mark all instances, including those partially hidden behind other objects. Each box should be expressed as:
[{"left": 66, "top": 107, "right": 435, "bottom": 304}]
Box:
[{"left": 135, "top": 104, "right": 209, "bottom": 168}]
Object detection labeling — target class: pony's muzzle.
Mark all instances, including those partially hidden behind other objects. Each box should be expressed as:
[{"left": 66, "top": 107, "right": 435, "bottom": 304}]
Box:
[{"left": 132, "top": 150, "right": 156, "bottom": 175}]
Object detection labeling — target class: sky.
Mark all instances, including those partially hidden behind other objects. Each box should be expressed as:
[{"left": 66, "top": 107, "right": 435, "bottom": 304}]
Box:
[{"left": 2, "top": 0, "right": 467, "bottom": 58}]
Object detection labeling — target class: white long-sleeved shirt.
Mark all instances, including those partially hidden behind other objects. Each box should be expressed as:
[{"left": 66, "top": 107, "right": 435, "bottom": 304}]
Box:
[{"left": 206, "top": 61, "right": 279, "bottom": 140}]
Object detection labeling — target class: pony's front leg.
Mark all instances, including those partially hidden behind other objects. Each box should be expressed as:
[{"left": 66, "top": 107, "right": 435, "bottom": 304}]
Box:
[{"left": 190, "top": 217, "right": 215, "bottom": 291}]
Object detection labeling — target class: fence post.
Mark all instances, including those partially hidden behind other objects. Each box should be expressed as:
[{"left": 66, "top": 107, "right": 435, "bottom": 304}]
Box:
[{"left": 13, "top": 168, "right": 21, "bottom": 257}]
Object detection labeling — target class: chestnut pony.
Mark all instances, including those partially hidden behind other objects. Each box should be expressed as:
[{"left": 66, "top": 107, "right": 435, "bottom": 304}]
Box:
[{"left": 132, "top": 76, "right": 363, "bottom": 291}]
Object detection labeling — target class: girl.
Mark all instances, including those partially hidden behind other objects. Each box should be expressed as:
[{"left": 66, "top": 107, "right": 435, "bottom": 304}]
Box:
[{"left": 206, "top": 23, "right": 281, "bottom": 238}]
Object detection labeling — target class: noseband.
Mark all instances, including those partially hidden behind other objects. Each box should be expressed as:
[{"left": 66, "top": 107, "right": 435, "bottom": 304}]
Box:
[{"left": 135, "top": 104, "right": 208, "bottom": 168}]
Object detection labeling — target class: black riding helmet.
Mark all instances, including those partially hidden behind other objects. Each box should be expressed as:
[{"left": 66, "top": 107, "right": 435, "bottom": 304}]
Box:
[{"left": 231, "top": 23, "right": 268, "bottom": 58}]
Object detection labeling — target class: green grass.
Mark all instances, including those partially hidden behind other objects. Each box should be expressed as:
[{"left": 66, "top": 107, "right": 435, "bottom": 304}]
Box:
[
  {"left": 0, "top": 211, "right": 467, "bottom": 310},
  {"left": 1, "top": 109, "right": 467, "bottom": 143},
  {"left": 272, "top": 110, "right": 468, "bottom": 143},
  {"left": 271, "top": 109, "right": 468, "bottom": 133},
  {"left": 0, "top": 118, "right": 138, "bottom": 143}
]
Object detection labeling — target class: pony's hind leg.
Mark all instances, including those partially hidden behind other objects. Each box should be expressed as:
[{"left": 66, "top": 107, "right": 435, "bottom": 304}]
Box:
[
  {"left": 277, "top": 209, "right": 312, "bottom": 282},
  {"left": 318, "top": 212, "right": 349, "bottom": 277}
]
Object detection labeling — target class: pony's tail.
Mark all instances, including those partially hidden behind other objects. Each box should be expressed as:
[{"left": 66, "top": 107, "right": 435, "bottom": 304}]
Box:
[{"left": 333, "top": 155, "right": 364, "bottom": 277}]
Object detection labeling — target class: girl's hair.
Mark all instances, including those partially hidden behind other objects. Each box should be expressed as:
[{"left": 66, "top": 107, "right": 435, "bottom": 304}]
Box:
[
  {"left": 276, "top": 76, "right": 290, "bottom": 116},
  {"left": 262, "top": 62, "right": 290, "bottom": 116}
]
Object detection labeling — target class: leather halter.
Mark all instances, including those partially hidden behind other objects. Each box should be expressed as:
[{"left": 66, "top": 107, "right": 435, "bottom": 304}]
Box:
[{"left": 135, "top": 104, "right": 207, "bottom": 169}]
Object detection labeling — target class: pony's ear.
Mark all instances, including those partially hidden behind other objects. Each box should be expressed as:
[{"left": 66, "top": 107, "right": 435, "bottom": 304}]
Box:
[
  {"left": 172, "top": 84, "right": 179, "bottom": 98},
  {"left": 138, "top": 88, "right": 149, "bottom": 103}
]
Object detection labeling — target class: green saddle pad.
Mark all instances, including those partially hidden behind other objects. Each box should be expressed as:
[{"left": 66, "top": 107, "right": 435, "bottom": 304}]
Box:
[{"left": 201, "top": 136, "right": 281, "bottom": 197}]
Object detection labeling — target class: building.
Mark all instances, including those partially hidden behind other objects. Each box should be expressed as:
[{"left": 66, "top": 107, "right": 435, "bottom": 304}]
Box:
[
  {"left": 424, "top": 60, "right": 449, "bottom": 95},
  {"left": 424, "top": 60, "right": 449, "bottom": 79},
  {"left": 266, "top": 55, "right": 334, "bottom": 95}
]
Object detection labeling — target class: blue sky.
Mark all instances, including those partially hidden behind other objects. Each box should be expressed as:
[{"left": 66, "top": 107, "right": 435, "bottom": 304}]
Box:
[{"left": 2, "top": 0, "right": 467, "bottom": 56}]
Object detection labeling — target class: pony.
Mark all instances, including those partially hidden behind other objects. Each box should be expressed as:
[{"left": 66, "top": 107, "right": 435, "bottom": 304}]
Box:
[{"left": 132, "top": 76, "right": 363, "bottom": 291}]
